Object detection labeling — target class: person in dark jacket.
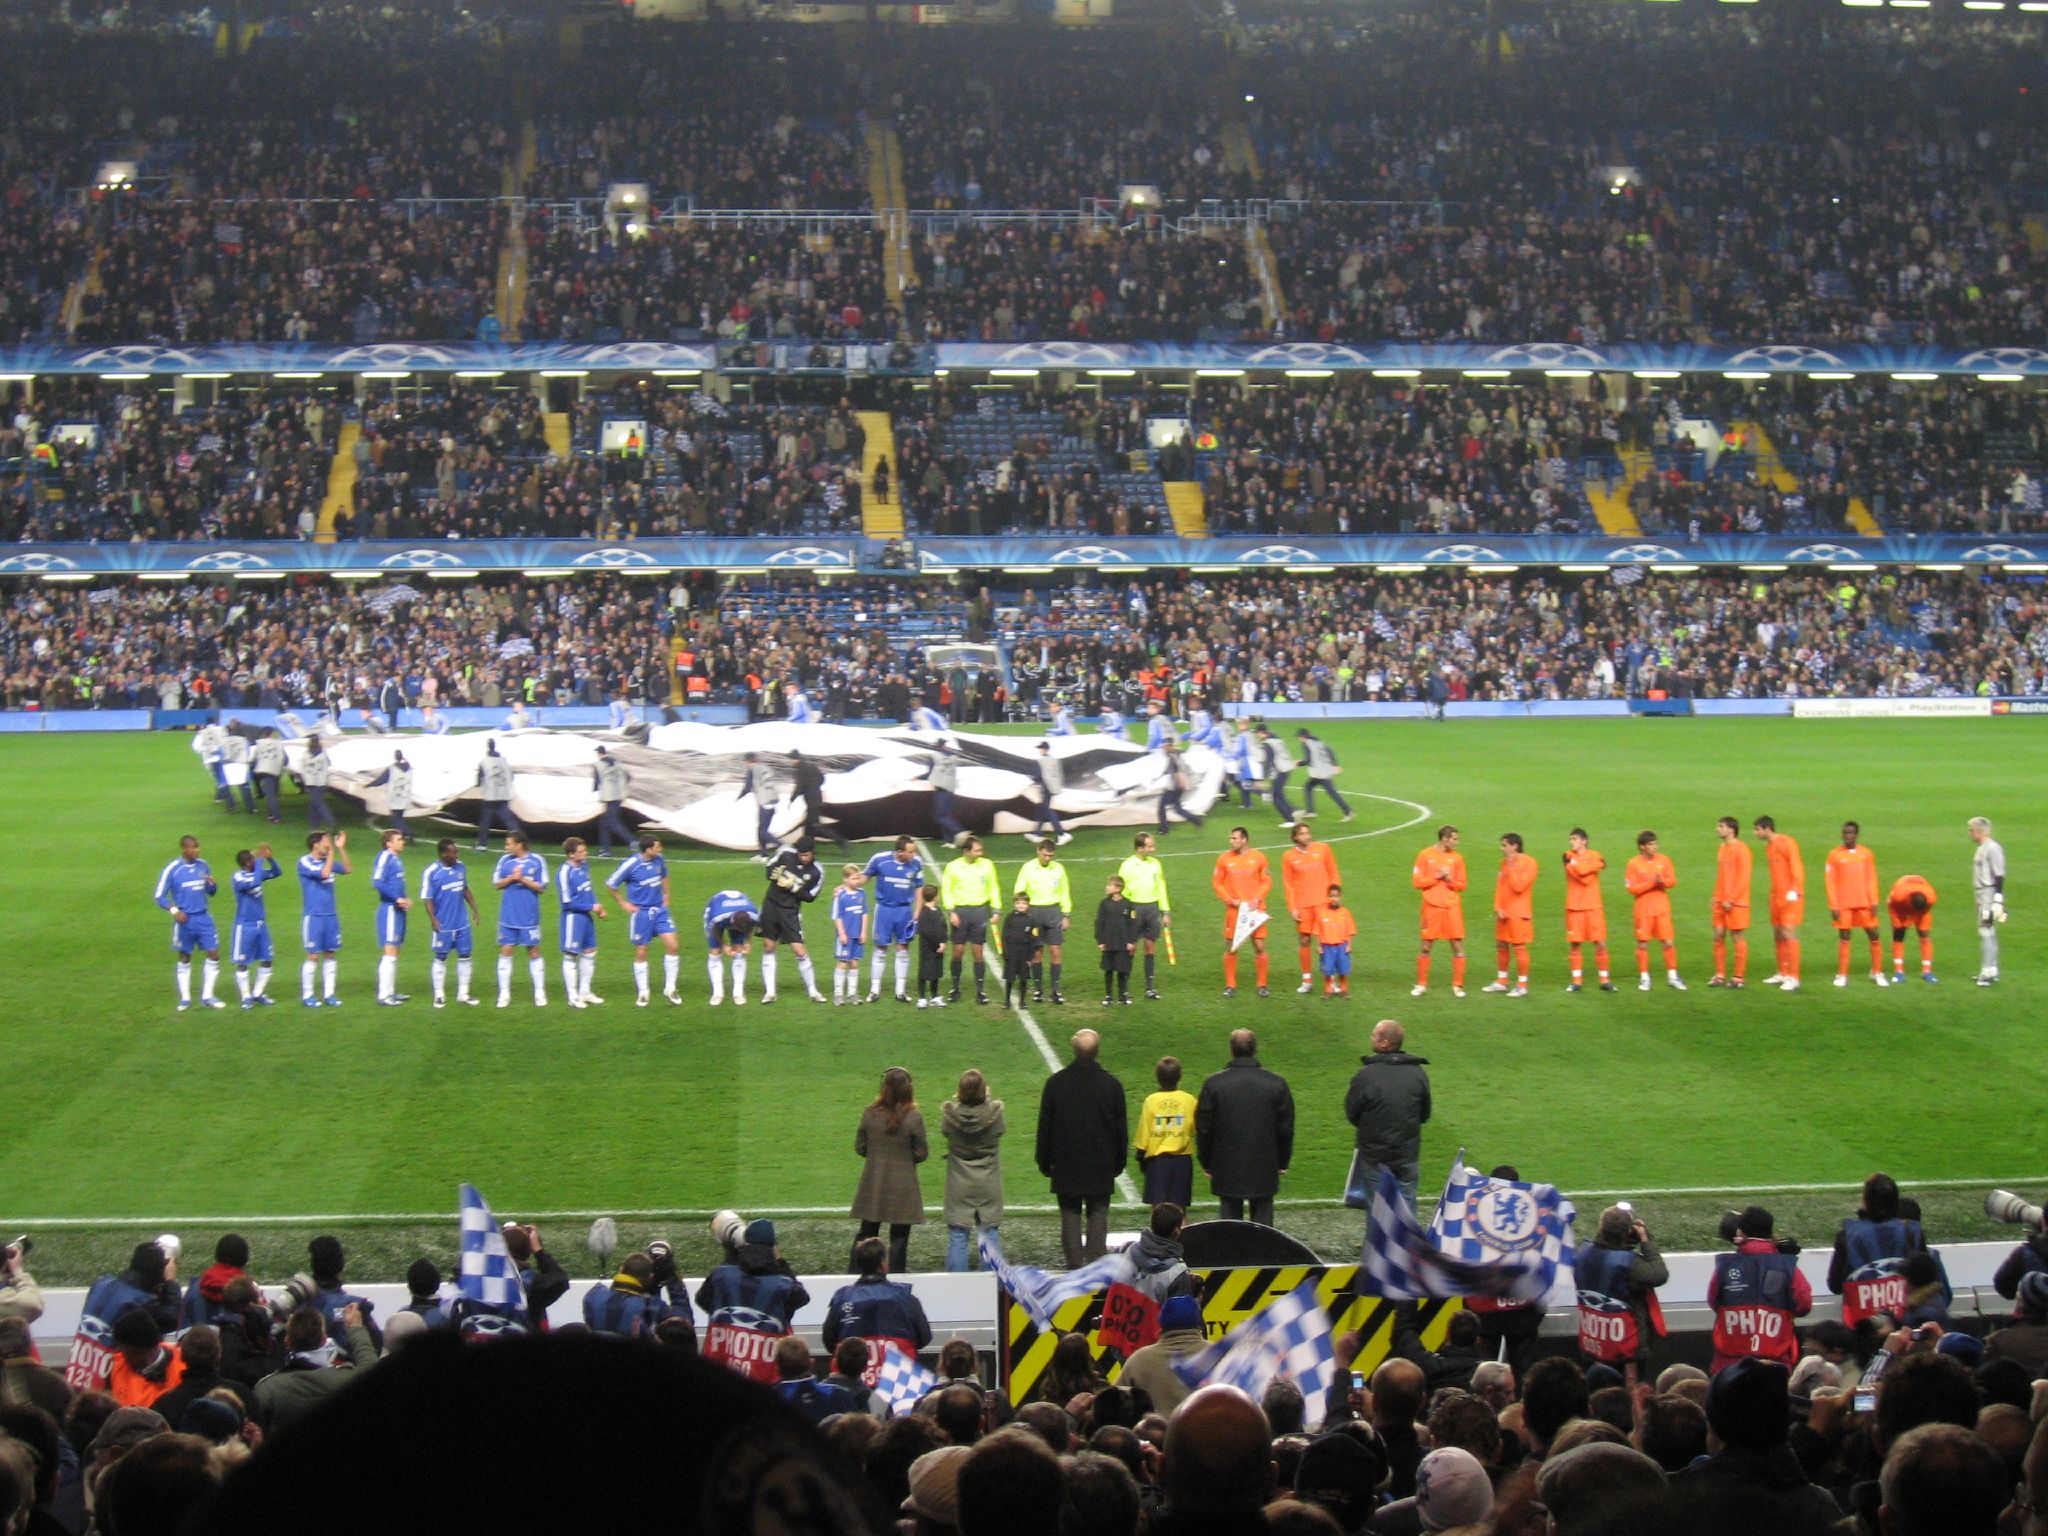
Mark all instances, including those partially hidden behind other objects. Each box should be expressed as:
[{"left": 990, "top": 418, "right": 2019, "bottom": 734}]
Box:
[
  {"left": 1095, "top": 876, "right": 1137, "bottom": 1004},
  {"left": 181, "top": 1235, "right": 252, "bottom": 1328},
  {"left": 695, "top": 1220, "right": 811, "bottom": 1331},
  {"left": 821, "top": 1238, "right": 931, "bottom": 1354},
  {"left": 771, "top": 1335, "right": 860, "bottom": 1426},
  {"left": 394, "top": 1260, "right": 453, "bottom": 1331},
  {"left": 1991, "top": 1197, "right": 2048, "bottom": 1300},
  {"left": 1827, "top": 1172, "right": 1931, "bottom": 1328},
  {"left": 1036, "top": 1028, "right": 1129, "bottom": 1267},
  {"left": 915, "top": 887, "right": 948, "bottom": 1006},
  {"left": 1670, "top": 1357, "right": 1841, "bottom": 1528},
  {"left": 307, "top": 1236, "right": 380, "bottom": 1352},
  {"left": 583, "top": 1250, "right": 692, "bottom": 1338},
  {"left": 500, "top": 1223, "right": 571, "bottom": 1331},
  {"left": 1000, "top": 895, "right": 1040, "bottom": 1008},
  {"left": 1194, "top": 1030, "right": 1295, "bottom": 1227},
  {"left": 1342, "top": 1020, "right": 1430, "bottom": 1210}
]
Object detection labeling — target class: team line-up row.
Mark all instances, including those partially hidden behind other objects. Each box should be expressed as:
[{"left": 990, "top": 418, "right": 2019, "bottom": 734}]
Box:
[{"left": 150, "top": 814, "right": 2012, "bottom": 1011}]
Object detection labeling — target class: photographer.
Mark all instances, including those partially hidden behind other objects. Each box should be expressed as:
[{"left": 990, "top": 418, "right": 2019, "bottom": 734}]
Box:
[
  {"left": 65, "top": 1242, "right": 182, "bottom": 1392},
  {"left": 1573, "top": 1205, "right": 1669, "bottom": 1378},
  {"left": 500, "top": 1223, "right": 570, "bottom": 1332},
  {"left": 0, "top": 1239, "right": 41, "bottom": 1326},
  {"left": 1990, "top": 1192, "right": 2048, "bottom": 1301},
  {"left": 307, "top": 1237, "right": 380, "bottom": 1352},
  {"left": 1828, "top": 1172, "right": 1930, "bottom": 1328},
  {"left": 582, "top": 1247, "right": 693, "bottom": 1339},
  {"left": 696, "top": 1219, "right": 809, "bottom": 1332},
  {"left": 1707, "top": 1205, "right": 1811, "bottom": 1375}
]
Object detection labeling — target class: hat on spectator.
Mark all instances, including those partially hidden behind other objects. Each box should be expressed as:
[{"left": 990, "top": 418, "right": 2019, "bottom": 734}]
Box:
[
  {"left": 1935, "top": 1331, "right": 1985, "bottom": 1365},
  {"left": 178, "top": 1398, "right": 242, "bottom": 1446},
  {"left": 1584, "top": 1362, "right": 1626, "bottom": 1394},
  {"left": 406, "top": 1259, "right": 441, "bottom": 1298},
  {"left": 1296, "top": 1428, "right": 1389, "bottom": 1530},
  {"left": 309, "top": 1236, "right": 345, "bottom": 1279},
  {"left": 1159, "top": 1295, "right": 1204, "bottom": 1333},
  {"left": 745, "top": 1219, "right": 778, "bottom": 1247},
  {"left": 904, "top": 1445, "right": 969, "bottom": 1522},
  {"left": 1414, "top": 1446, "right": 1493, "bottom": 1533},
  {"left": 2017, "top": 1271, "right": 2048, "bottom": 1317},
  {"left": 1705, "top": 1357, "right": 1791, "bottom": 1454},
  {"left": 88, "top": 1407, "right": 170, "bottom": 1458},
  {"left": 1535, "top": 1443, "right": 1665, "bottom": 1529},
  {"left": 129, "top": 1242, "right": 167, "bottom": 1285}
]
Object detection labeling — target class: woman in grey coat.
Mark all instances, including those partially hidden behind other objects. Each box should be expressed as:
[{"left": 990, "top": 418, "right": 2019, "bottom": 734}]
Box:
[
  {"left": 941, "top": 1069, "right": 1005, "bottom": 1272},
  {"left": 852, "top": 1066, "right": 928, "bottom": 1274}
]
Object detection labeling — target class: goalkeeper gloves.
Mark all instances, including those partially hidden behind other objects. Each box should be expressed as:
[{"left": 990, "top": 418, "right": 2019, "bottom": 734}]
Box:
[{"left": 1993, "top": 896, "right": 2009, "bottom": 924}]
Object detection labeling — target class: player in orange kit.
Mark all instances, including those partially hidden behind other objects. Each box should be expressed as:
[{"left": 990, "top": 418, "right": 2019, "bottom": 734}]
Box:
[
  {"left": 1825, "top": 821, "right": 1888, "bottom": 988},
  {"left": 1212, "top": 825, "right": 1273, "bottom": 998},
  {"left": 1562, "top": 828, "right": 1616, "bottom": 993},
  {"left": 1314, "top": 884, "right": 1358, "bottom": 997},
  {"left": 1710, "top": 815, "right": 1754, "bottom": 988},
  {"left": 1411, "top": 824, "right": 1467, "bottom": 997},
  {"left": 1754, "top": 815, "right": 1805, "bottom": 992},
  {"left": 1281, "top": 821, "right": 1341, "bottom": 996},
  {"left": 1886, "top": 874, "right": 1939, "bottom": 985},
  {"left": 1483, "top": 833, "right": 1538, "bottom": 997},
  {"left": 1625, "top": 830, "right": 1686, "bottom": 992}
]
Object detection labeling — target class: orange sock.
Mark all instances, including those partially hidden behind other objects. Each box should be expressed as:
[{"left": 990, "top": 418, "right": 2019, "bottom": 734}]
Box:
[
  {"left": 1837, "top": 937, "right": 1851, "bottom": 976},
  {"left": 1786, "top": 939, "right": 1800, "bottom": 980},
  {"left": 1254, "top": 951, "right": 1269, "bottom": 988},
  {"left": 1595, "top": 945, "right": 1610, "bottom": 979},
  {"left": 1495, "top": 944, "right": 1511, "bottom": 982},
  {"left": 1452, "top": 956, "right": 1466, "bottom": 988},
  {"left": 1713, "top": 936, "right": 1726, "bottom": 978},
  {"left": 1734, "top": 938, "right": 1747, "bottom": 979},
  {"left": 1773, "top": 938, "right": 1786, "bottom": 974},
  {"left": 1568, "top": 942, "right": 1582, "bottom": 979},
  {"left": 1920, "top": 938, "right": 1933, "bottom": 974},
  {"left": 1635, "top": 944, "right": 1648, "bottom": 974},
  {"left": 1662, "top": 942, "right": 1678, "bottom": 972},
  {"left": 1339, "top": 977, "right": 1349, "bottom": 995},
  {"left": 1512, "top": 944, "right": 1529, "bottom": 983},
  {"left": 1891, "top": 939, "right": 1904, "bottom": 969},
  {"left": 1223, "top": 952, "right": 1238, "bottom": 988},
  {"left": 1868, "top": 938, "right": 1883, "bottom": 974},
  {"left": 1416, "top": 954, "right": 1430, "bottom": 987}
]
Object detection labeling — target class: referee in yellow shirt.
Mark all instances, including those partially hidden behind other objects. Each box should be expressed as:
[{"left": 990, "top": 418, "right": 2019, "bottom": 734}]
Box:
[
  {"left": 1118, "top": 832, "right": 1172, "bottom": 1000},
  {"left": 941, "top": 835, "right": 1002, "bottom": 1004},
  {"left": 1014, "top": 839, "right": 1073, "bottom": 1005},
  {"left": 1135, "top": 1054, "right": 1197, "bottom": 1205}
]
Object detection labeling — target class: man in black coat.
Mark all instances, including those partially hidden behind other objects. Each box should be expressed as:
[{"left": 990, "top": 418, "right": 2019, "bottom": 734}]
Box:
[
  {"left": 1194, "top": 1029, "right": 1295, "bottom": 1227},
  {"left": 1343, "top": 1019, "right": 1431, "bottom": 1210},
  {"left": 1036, "top": 1028, "right": 1128, "bottom": 1267}
]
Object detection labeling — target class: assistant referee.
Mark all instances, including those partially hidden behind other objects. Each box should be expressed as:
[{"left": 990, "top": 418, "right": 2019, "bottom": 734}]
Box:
[
  {"left": 941, "top": 836, "right": 1002, "bottom": 1004},
  {"left": 1014, "top": 839, "right": 1073, "bottom": 1004},
  {"left": 1117, "top": 832, "right": 1172, "bottom": 1000}
]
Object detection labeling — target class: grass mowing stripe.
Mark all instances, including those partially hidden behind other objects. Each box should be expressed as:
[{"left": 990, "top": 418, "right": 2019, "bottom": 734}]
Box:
[{"left": 916, "top": 838, "right": 1141, "bottom": 1205}]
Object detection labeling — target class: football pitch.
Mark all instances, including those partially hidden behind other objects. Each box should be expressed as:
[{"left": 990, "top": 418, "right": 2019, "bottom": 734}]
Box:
[{"left": 2, "top": 717, "right": 2041, "bottom": 1281}]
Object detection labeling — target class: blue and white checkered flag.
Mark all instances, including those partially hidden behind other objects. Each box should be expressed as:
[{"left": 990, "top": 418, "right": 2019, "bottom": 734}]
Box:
[
  {"left": 875, "top": 1340, "right": 942, "bottom": 1413},
  {"left": 1169, "top": 1282, "right": 1336, "bottom": 1426},
  {"left": 1362, "top": 1155, "right": 1576, "bottom": 1303},
  {"left": 458, "top": 1183, "right": 526, "bottom": 1310},
  {"left": 979, "top": 1231, "right": 1137, "bottom": 1331}
]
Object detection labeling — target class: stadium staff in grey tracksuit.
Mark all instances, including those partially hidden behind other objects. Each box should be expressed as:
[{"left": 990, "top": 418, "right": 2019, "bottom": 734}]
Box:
[
  {"left": 1971, "top": 815, "right": 2008, "bottom": 986},
  {"left": 475, "top": 740, "right": 522, "bottom": 850},
  {"left": 221, "top": 728, "right": 256, "bottom": 813},
  {"left": 925, "top": 740, "right": 967, "bottom": 847},
  {"left": 301, "top": 737, "right": 336, "bottom": 830},
  {"left": 1032, "top": 741, "right": 1068, "bottom": 843},
  {"left": 368, "top": 751, "right": 415, "bottom": 838},
  {"left": 251, "top": 735, "right": 289, "bottom": 824},
  {"left": 592, "top": 747, "right": 632, "bottom": 857},
  {"left": 1296, "top": 728, "right": 1353, "bottom": 822},
  {"left": 1254, "top": 724, "right": 1296, "bottom": 826}
]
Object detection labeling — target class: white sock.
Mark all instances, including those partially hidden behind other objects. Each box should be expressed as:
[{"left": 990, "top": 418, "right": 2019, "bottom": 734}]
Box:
[
  {"left": 498, "top": 955, "right": 514, "bottom": 1001},
  {"left": 870, "top": 952, "right": 885, "bottom": 992},
  {"left": 235, "top": 967, "right": 251, "bottom": 1002},
  {"left": 378, "top": 954, "right": 397, "bottom": 1000},
  {"left": 634, "top": 959, "right": 650, "bottom": 997},
  {"left": 1667, "top": 968, "right": 1680, "bottom": 982},
  {"left": 302, "top": 958, "right": 317, "bottom": 998},
  {"left": 707, "top": 954, "right": 725, "bottom": 1000},
  {"left": 254, "top": 963, "right": 271, "bottom": 997},
  {"left": 834, "top": 969, "right": 846, "bottom": 1000},
  {"left": 432, "top": 958, "right": 447, "bottom": 1000},
  {"left": 176, "top": 959, "right": 193, "bottom": 1003},
  {"left": 731, "top": 954, "right": 747, "bottom": 1001},
  {"left": 579, "top": 954, "right": 595, "bottom": 998},
  {"left": 201, "top": 958, "right": 219, "bottom": 1000},
  {"left": 796, "top": 955, "right": 817, "bottom": 994},
  {"left": 763, "top": 953, "right": 779, "bottom": 994},
  {"left": 457, "top": 956, "right": 473, "bottom": 997},
  {"left": 895, "top": 949, "right": 909, "bottom": 994},
  {"left": 663, "top": 953, "right": 679, "bottom": 994},
  {"left": 562, "top": 957, "right": 580, "bottom": 1000},
  {"left": 322, "top": 958, "right": 337, "bottom": 999},
  {"left": 529, "top": 955, "right": 546, "bottom": 1003}
]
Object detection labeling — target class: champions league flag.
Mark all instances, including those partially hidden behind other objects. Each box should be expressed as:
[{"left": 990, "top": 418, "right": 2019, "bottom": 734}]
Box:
[
  {"left": 458, "top": 1183, "right": 527, "bottom": 1311},
  {"left": 1230, "top": 904, "right": 1270, "bottom": 953},
  {"left": 875, "top": 1340, "right": 942, "bottom": 1412},
  {"left": 1361, "top": 1155, "right": 1576, "bottom": 1304},
  {"left": 1169, "top": 1282, "right": 1338, "bottom": 1427},
  {"left": 980, "top": 1230, "right": 1137, "bottom": 1331}
]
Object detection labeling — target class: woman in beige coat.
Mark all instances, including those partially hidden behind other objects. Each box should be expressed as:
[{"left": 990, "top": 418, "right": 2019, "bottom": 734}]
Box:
[
  {"left": 942, "top": 1068, "right": 1005, "bottom": 1272},
  {"left": 852, "top": 1066, "right": 928, "bottom": 1274}
]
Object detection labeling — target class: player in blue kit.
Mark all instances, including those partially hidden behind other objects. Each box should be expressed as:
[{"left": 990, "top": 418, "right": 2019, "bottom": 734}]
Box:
[
  {"left": 156, "top": 834, "right": 226, "bottom": 1011},
  {"left": 230, "top": 844, "right": 282, "bottom": 1009},
  {"left": 556, "top": 837, "right": 607, "bottom": 1010},
  {"left": 862, "top": 836, "right": 925, "bottom": 1003},
  {"left": 372, "top": 828, "right": 412, "bottom": 1007},
  {"left": 703, "top": 888, "right": 759, "bottom": 1006},
  {"left": 831, "top": 865, "right": 869, "bottom": 1005},
  {"left": 607, "top": 834, "right": 680, "bottom": 1007},
  {"left": 1099, "top": 705, "right": 1126, "bottom": 740},
  {"left": 493, "top": 832, "right": 548, "bottom": 1009},
  {"left": 421, "top": 839, "right": 480, "bottom": 1008},
  {"left": 297, "top": 830, "right": 350, "bottom": 1007},
  {"left": 1046, "top": 700, "right": 1075, "bottom": 737},
  {"left": 1144, "top": 701, "right": 1178, "bottom": 753}
]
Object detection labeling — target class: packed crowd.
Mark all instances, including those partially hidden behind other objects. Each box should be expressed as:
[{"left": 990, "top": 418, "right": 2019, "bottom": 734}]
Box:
[{"left": 997, "top": 569, "right": 2048, "bottom": 705}]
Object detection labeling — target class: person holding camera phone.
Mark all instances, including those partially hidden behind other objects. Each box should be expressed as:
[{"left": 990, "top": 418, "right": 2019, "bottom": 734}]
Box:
[{"left": 0, "top": 1238, "right": 41, "bottom": 1326}]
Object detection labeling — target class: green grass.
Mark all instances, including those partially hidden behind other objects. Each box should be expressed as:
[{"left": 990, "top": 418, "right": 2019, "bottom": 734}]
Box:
[{"left": 1, "top": 719, "right": 2040, "bottom": 1284}]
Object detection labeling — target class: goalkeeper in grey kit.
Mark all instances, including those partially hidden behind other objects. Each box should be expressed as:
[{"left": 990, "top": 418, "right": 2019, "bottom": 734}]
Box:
[
  {"left": 1971, "top": 816, "right": 2009, "bottom": 986},
  {"left": 759, "top": 840, "right": 827, "bottom": 1003}
]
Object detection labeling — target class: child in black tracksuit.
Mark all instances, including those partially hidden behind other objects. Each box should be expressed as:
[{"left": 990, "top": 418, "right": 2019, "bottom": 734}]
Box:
[
  {"left": 915, "top": 886, "right": 948, "bottom": 1007},
  {"left": 1095, "top": 875, "right": 1137, "bottom": 1004},
  {"left": 1000, "top": 893, "right": 1040, "bottom": 1008}
]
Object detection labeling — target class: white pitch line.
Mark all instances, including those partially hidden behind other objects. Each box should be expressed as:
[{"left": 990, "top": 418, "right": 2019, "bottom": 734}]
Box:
[{"left": 918, "top": 839, "right": 1141, "bottom": 1206}]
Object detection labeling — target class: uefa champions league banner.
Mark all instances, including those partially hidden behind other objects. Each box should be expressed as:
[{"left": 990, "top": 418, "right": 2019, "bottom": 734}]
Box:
[
  {"left": 3, "top": 534, "right": 2046, "bottom": 578},
  {"left": 0, "top": 340, "right": 720, "bottom": 376}
]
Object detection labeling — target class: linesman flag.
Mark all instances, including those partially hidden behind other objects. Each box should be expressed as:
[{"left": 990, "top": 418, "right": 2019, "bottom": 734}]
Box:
[
  {"left": 1230, "top": 904, "right": 1270, "bottom": 952},
  {"left": 1361, "top": 1155, "right": 1576, "bottom": 1304}
]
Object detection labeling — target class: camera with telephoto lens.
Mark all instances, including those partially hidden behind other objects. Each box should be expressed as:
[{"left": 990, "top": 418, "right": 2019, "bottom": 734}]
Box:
[
  {"left": 1987, "top": 1190, "right": 2045, "bottom": 1228},
  {"left": 265, "top": 1272, "right": 321, "bottom": 1325},
  {"left": 710, "top": 1211, "right": 744, "bottom": 1253},
  {"left": 647, "top": 1239, "right": 679, "bottom": 1288},
  {"left": 4, "top": 1236, "right": 29, "bottom": 1263}
]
